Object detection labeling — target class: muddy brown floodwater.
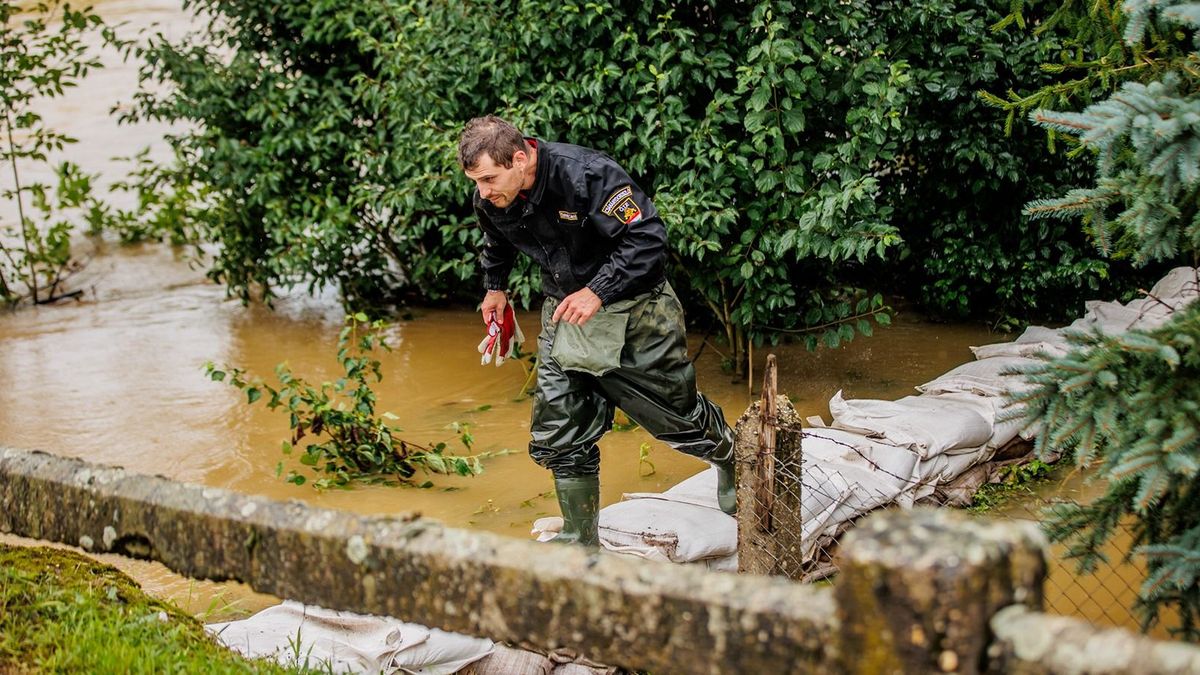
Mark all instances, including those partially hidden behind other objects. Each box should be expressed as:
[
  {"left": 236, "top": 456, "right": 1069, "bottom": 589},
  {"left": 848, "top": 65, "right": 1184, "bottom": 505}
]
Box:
[
  {"left": 0, "top": 241, "right": 1002, "bottom": 619},
  {"left": 2, "top": 0, "right": 1166, "bottom": 637}
]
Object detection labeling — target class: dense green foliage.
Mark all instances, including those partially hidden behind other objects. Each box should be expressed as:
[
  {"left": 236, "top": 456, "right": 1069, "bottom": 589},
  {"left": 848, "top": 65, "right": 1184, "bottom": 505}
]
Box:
[
  {"left": 1014, "top": 0, "right": 1200, "bottom": 638},
  {"left": 0, "top": 1, "right": 122, "bottom": 306},
  {"left": 0, "top": 544, "right": 299, "bottom": 672},
  {"left": 206, "top": 314, "right": 493, "bottom": 489},
  {"left": 1021, "top": 0, "right": 1200, "bottom": 265},
  {"left": 127, "top": 0, "right": 1109, "bottom": 373}
]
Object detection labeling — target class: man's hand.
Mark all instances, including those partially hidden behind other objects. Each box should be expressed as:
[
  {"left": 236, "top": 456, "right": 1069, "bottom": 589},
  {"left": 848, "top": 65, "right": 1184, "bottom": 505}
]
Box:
[
  {"left": 552, "top": 287, "right": 603, "bottom": 325},
  {"left": 481, "top": 290, "right": 508, "bottom": 324}
]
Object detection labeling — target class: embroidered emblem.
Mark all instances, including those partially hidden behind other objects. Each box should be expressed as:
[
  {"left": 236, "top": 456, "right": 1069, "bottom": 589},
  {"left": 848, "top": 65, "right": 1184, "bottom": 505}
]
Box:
[
  {"left": 601, "top": 185, "right": 641, "bottom": 224},
  {"left": 601, "top": 185, "right": 634, "bottom": 216},
  {"left": 558, "top": 210, "right": 579, "bottom": 222},
  {"left": 614, "top": 198, "right": 642, "bottom": 225}
]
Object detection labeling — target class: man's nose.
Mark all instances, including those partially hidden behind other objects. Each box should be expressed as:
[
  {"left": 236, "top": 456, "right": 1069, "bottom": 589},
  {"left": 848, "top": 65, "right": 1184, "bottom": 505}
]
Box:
[{"left": 477, "top": 183, "right": 490, "bottom": 198}]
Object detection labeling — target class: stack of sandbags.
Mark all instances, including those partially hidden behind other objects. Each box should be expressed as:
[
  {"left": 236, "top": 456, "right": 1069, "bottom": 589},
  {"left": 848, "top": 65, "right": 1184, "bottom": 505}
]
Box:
[
  {"left": 795, "top": 426, "right": 918, "bottom": 552},
  {"left": 822, "top": 390, "right": 1001, "bottom": 504},
  {"left": 532, "top": 426, "right": 921, "bottom": 568},
  {"left": 209, "top": 601, "right": 612, "bottom": 675},
  {"left": 207, "top": 600, "right": 495, "bottom": 674}
]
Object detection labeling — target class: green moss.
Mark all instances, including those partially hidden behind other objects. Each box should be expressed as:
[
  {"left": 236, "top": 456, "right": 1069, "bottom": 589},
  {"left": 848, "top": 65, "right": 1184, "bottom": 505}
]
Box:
[{"left": 0, "top": 544, "right": 304, "bottom": 673}]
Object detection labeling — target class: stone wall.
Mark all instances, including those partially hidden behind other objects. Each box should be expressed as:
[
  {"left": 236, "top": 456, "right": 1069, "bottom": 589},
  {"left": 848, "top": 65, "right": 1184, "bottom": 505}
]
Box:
[{"left": 0, "top": 447, "right": 833, "bottom": 674}]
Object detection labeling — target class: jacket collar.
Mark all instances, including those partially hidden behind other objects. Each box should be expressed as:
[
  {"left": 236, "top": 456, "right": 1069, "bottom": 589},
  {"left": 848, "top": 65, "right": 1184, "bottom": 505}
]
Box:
[{"left": 526, "top": 137, "right": 549, "bottom": 206}]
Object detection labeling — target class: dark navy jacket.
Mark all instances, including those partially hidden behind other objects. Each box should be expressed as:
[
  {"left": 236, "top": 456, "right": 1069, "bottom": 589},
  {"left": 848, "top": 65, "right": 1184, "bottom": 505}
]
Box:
[{"left": 473, "top": 139, "right": 667, "bottom": 305}]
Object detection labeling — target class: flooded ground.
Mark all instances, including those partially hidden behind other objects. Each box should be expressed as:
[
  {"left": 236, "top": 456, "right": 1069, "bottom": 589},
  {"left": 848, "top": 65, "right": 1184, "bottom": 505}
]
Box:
[
  {"left": 0, "top": 239, "right": 1003, "bottom": 619},
  {"left": 0, "top": 241, "right": 1000, "bottom": 533},
  {"left": 2, "top": 0, "right": 1168, "bottom": 637},
  {"left": 988, "top": 467, "right": 1180, "bottom": 639}
]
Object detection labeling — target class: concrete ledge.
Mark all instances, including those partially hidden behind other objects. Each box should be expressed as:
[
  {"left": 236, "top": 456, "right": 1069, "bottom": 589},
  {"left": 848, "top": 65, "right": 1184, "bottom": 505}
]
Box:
[
  {"left": 990, "top": 605, "right": 1200, "bottom": 674},
  {"left": 0, "top": 447, "right": 836, "bottom": 674}
]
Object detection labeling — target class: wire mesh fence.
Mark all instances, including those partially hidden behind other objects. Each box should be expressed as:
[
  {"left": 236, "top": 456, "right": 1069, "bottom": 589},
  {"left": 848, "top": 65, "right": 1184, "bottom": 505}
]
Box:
[
  {"left": 736, "top": 394, "right": 1145, "bottom": 631},
  {"left": 984, "top": 497, "right": 1146, "bottom": 632}
]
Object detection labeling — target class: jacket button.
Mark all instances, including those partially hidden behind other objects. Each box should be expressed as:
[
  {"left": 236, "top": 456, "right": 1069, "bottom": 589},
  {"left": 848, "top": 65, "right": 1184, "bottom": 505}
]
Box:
[{"left": 554, "top": 273, "right": 560, "bottom": 279}]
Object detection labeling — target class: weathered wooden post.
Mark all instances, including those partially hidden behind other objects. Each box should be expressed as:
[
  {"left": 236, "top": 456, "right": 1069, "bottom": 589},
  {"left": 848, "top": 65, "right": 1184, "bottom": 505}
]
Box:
[
  {"left": 736, "top": 354, "right": 806, "bottom": 578},
  {"left": 835, "top": 508, "right": 1047, "bottom": 674}
]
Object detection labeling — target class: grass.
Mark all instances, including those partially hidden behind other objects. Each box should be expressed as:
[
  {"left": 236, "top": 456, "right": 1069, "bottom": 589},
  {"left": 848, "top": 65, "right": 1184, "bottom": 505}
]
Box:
[{"left": 0, "top": 543, "right": 309, "bottom": 674}]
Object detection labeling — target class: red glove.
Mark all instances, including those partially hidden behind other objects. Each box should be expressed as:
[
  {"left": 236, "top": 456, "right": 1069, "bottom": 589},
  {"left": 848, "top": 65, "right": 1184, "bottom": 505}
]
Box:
[{"left": 478, "top": 303, "right": 525, "bottom": 366}]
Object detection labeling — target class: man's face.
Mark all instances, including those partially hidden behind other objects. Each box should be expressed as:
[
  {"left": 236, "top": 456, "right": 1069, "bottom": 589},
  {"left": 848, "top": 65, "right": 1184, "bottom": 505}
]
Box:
[{"left": 464, "top": 152, "right": 527, "bottom": 209}]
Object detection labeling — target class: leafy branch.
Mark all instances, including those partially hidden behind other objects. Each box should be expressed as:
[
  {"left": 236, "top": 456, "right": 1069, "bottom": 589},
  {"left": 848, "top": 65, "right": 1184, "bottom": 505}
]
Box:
[{"left": 205, "top": 313, "right": 497, "bottom": 490}]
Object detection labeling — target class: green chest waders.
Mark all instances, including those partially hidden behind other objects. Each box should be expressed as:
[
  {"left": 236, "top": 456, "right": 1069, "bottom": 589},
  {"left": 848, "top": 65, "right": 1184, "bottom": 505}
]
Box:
[{"left": 531, "top": 283, "right": 736, "bottom": 546}]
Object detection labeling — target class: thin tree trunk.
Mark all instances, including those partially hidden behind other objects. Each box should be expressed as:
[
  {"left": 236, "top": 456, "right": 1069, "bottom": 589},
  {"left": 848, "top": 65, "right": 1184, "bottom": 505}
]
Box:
[{"left": 4, "top": 107, "right": 37, "bottom": 304}]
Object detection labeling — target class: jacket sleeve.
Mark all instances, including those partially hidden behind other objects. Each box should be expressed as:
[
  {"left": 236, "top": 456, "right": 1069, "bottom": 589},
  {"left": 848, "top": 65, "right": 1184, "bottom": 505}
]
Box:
[
  {"left": 581, "top": 158, "right": 667, "bottom": 305},
  {"left": 475, "top": 197, "right": 516, "bottom": 292}
]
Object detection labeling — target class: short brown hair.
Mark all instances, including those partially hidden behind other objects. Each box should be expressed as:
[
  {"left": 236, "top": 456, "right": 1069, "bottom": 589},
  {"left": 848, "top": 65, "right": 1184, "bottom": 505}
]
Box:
[{"left": 457, "top": 115, "right": 527, "bottom": 170}]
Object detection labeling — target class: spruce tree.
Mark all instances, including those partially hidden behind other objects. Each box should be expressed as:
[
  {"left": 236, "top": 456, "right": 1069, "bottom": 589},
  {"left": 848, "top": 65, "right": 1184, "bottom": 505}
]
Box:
[{"left": 1015, "top": 0, "right": 1200, "bottom": 637}]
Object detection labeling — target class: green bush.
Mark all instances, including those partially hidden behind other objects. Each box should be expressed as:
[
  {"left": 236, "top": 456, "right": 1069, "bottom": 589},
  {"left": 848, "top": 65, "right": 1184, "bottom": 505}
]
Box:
[
  {"left": 131, "top": 0, "right": 1113, "bottom": 371},
  {"left": 1, "top": 1, "right": 124, "bottom": 306}
]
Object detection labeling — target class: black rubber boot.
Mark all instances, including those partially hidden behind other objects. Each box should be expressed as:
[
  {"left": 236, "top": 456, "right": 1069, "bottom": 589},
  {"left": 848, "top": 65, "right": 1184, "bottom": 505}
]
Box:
[
  {"left": 709, "top": 441, "right": 737, "bottom": 515},
  {"left": 549, "top": 475, "right": 600, "bottom": 547}
]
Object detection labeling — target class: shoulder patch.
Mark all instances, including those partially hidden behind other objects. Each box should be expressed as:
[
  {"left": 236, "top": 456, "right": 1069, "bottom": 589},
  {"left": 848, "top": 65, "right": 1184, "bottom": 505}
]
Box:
[
  {"left": 601, "top": 185, "right": 634, "bottom": 216},
  {"left": 601, "top": 185, "right": 641, "bottom": 224}
]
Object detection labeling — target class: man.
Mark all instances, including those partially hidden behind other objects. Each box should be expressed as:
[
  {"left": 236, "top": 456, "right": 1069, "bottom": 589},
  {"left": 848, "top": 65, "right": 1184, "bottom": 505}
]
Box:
[{"left": 457, "top": 115, "right": 735, "bottom": 547}]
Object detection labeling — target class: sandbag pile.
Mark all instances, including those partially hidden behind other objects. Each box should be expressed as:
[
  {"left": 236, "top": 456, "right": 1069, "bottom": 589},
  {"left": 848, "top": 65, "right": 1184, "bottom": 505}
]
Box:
[
  {"left": 536, "top": 266, "right": 1199, "bottom": 573},
  {"left": 207, "top": 600, "right": 494, "bottom": 674},
  {"left": 207, "top": 601, "right": 613, "bottom": 674}
]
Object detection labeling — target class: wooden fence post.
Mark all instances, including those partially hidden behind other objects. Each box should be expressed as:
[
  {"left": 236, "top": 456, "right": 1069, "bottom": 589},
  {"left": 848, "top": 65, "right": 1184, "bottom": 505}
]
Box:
[{"left": 736, "top": 354, "right": 806, "bottom": 578}]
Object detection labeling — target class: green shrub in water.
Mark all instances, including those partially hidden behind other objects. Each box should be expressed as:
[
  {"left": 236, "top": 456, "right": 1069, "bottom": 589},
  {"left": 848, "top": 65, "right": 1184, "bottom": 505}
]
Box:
[
  {"left": 0, "top": 1, "right": 127, "bottom": 306},
  {"left": 206, "top": 314, "right": 493, "bottom": 490}
]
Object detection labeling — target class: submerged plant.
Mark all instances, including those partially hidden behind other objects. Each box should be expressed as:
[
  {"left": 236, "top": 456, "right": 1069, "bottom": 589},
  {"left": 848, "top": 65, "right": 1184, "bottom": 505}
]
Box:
[
  {"left": 638, "top": 442, "right": 656, "bottom": 478},
  {"left": 206, "top": 313, "right": 494, "bottom": 490}
]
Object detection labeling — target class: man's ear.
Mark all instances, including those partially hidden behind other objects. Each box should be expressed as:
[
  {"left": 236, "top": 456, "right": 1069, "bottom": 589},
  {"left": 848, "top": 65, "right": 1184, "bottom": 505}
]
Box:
[{"left": 512, "top": 150, "right": 528, "bottom": 169}]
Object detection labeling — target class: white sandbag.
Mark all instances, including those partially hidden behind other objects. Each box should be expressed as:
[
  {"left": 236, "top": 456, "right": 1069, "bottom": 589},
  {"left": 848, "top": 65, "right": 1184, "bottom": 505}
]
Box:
[
  {"left": 827, "top": 390, "right": 992, "bottom": 459},
  {"left": 916, "top": 356, "right": 1037, "bottom": 398},
  {"left": 530, "top": 488, "right": 736, "bottom": 564},
  {"left": 657, "top": 466, "right": 724, "bottom": 508},
  {"left": 970, "top": 340, "right": 1069, "bottom": 360},
  {"left": 902, "top": 449, "right": 991, "bottom": 504},
  {"left": 597, "top": 497, "right": 736, "bottom": 562},
  {"left": 398, "top": 629, "right": 498, "bottom": 675},
  {"left": 921, "top": 392, "right": 1028, "bottom": 450},
  {"left": 1150, "top": 266, "right": 1200, "bottom": 299},
  {"left": 1124, "top": 294, "right": 1197, "bottom": 325},
  {"left": 206, "top": 600, "right": 493, "bottom": 675},
  {"left": 1084, "top": 299, "right": 1162, "bottom": 334},
  {"left": 801, "top": 427, "right": 920, "bottom": 493},
  {"left": 1015, "top": 325, "right": 1070, "bottom": 345}
]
